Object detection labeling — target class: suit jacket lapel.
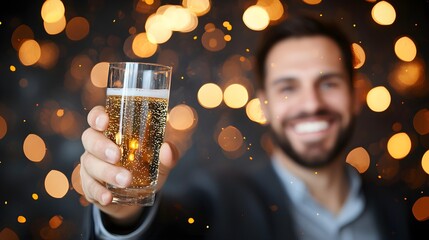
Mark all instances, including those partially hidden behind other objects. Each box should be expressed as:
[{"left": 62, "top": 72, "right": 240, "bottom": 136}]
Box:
[{"left": 245, "top": 158, "right": 299, "bottom": 240}]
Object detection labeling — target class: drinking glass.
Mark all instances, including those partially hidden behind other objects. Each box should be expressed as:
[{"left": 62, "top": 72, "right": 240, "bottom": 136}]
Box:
[{"left": 104, "top": 62, "right": 172, "bottom": 206}]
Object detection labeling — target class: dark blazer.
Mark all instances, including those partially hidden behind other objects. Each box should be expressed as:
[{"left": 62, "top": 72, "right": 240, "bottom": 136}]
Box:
[{"left": 82, "top": 158, "right": 418, "bottom": 240}]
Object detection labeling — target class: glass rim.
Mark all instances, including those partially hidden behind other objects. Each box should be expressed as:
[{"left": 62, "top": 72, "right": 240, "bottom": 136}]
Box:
[{"left": 108, "top": 61, "right": 172, "bottom": 71}]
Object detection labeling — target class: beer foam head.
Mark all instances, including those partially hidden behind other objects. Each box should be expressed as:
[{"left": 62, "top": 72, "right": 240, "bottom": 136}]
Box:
[{"left": 107, "top": 88, "right": 169, "bottom": 99}]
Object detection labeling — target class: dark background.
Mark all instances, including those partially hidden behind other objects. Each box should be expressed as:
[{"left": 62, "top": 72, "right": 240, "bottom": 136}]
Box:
[{"left": 1, "top": 0, "right": 429, "bottom": 239}]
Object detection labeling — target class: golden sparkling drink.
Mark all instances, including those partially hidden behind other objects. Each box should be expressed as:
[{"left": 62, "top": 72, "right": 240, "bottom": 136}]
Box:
[{"left": 104, "top": 88, "right": 169, "bottom": 191}]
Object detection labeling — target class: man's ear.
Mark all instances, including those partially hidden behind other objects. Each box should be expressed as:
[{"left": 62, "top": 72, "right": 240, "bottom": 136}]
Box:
[{"left": 257, "top": 90, "right": 270, "bottom": 123}]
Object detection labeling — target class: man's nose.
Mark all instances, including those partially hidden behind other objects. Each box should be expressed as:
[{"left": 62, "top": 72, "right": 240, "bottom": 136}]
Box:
[{"left": 299, "top": 87, "right": 324, "bottom": 113}]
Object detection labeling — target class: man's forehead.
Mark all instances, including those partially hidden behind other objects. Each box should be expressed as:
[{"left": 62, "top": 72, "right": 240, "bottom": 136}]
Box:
[{"left": 266, "top": 36, "right": 342, "bottom": 62}]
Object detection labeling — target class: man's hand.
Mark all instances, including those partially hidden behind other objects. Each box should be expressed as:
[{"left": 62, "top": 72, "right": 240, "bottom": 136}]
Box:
[{"left": 80, "top": 105, "right": 178, "bottom": 225}]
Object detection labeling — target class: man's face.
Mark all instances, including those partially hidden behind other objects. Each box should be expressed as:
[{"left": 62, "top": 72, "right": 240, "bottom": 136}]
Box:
[{"left": 259, "top": 36, "right": 357, "bottom": 169}]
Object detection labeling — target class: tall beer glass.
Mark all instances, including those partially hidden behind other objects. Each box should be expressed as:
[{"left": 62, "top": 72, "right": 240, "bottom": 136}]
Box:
[{"left": 104, "top": 62, "right": 171, "bottom": 206}]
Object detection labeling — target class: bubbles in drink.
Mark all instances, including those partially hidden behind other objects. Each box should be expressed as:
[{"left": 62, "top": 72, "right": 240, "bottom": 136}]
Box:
[{"left": 104, "top": 88, "right": 168, "bottom": 188}]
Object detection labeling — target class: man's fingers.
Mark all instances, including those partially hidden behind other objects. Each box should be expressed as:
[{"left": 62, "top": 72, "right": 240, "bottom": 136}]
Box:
[
  {"left": 87, "top": 105, "right": 108, "bottom": 131},
  {"left": 80, "top": 151, "right": 132, "bottom": 189},
  {"left": 81, "top": 128, "right": 120, "bottom": 164},
  {"left": 80, "top": 159, "right": 112, "bottom": 205}
]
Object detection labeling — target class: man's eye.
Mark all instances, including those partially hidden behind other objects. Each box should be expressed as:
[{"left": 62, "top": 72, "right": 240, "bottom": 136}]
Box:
[
  {"left": 320, "top": 81, "right": 338, "bottom": 89},
  {"left": 279, "top": 85, "right": 295, "bottom": 92}
]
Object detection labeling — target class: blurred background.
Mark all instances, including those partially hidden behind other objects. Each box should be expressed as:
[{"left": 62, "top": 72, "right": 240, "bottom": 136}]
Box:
[{"left": 1, "top": 0, "right": 429, "bottom": 239}]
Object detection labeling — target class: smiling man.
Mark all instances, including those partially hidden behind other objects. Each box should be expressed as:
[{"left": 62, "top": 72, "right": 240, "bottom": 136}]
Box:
[
  {"left": 259, "top": 35, "right": 356, "bottom": 170},
  {"left": 80, "top": 14, "right": 415, "bottom": 240}
]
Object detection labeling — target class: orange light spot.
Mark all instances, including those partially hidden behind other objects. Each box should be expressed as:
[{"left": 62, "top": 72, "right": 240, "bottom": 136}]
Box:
[
  {"left": 32, "top": 193, "right": 39, "bottom": 200},
  {"left": 49, "top": 215, "right": 63, "bottom": 229},
  {"left": 412, "top": 196, "right": 429, "bottom": 221},
  {"left": 44, "top": 170, "right": 69, "bottom": 198},
  {"left": 23, "top": 134, "right": 46, "bottom": 162},
  {"left": 17, "top": 216, "right": 26, "bottom": 223}
]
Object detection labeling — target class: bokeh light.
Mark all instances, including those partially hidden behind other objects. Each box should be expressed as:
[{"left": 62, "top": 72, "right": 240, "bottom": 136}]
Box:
[
  {"left": 18, "top": 39, "right": 41, "bottom": 66},
  {"left": 392, "top": 122, "right": 402, "bottom": 132},
  {"left": 346, "top": 147, "right": 370, "bottom": 173},
  {"left": 0, "top": 115, "right": 7, "bottom": 139},
  {"left": 389, "top": 60, "right": 424, "bottom": 90},
  {"left": 204, "top": 23, "right": 215, "bottom": 32},
  {"left": 0, "top": 228, "right": 19, "bottom": 240},
  {"left": 243, "top": 5, "right": 270, "bottom": 31},
  {"left": 65, "top": 17, "right": 90, "bottom": 41},
  {"left": 422, "top": 150, "right": 429, "bottom": 175},
  {"left": 412, "top": 196, "right": 429, "bottom": 221},
  {"left": 71, "top": 164, "right": 84, "bottom": 195},
  {"left": 387, "top": 132, "right": 412, "bottom": 160},
  {"left": 23, "top": 134, "right": 46, "bottom": 162},
  {"left": 224, "top": 84, "right": 249, "bottom": 109},
  {"left": 201, "top": 27, "right": 226, "bottom": 52},
  {"left": 32, "top": 193, "right": 39, "bottom": 200},
  {"left": 164, "top": 5, "right": 198, "bottom": 33},
  {"left": 44, "top": 170, "right": 69, "bottom": 198},
  {"left": 366, "top": 86, "right": 391, "bottom": 112},
  {"left": 303, "top": 0, "right": 322, "bottom": 5},
  {"left": 41, "top": 0, "right": 65, "bottom": 23},
  {"left": 413, "top": 109, "right": 429, "bottom": 135},
  {"left": 145, "top": 13, "right": 173, "bottom": 44},
  {"left": 183, "top": 0, "right": 211, "bottom": 16},
  {"left": 56, "top": 108, "right": 64, "bottom": 117},
  {"left": 168, "top": 104, "right": 196, "bottom": 130},
  {"left": 136, "top": 0, "right": 161, "bottom": 14},
  {"left": 245, "top": 98, "right": 267, "bottom": 124},
  {"left": 371, "top": 1, "right": 396, "bottom": 25},
  {"left": 90, "top": 62, "right": 109, "bottom": 88},
  {"left": 217, "top": 125, "right": 243, "bottom": 152},
  {"left": 389, "top": 59, "right": 428, "bottom": 99},
  {"left": 132, "top": 33, "right": 158, "bottom": 58},
  {"left": 43, "top": 15, "right": 66, "bottom": 35},
  {"left": 394, "top": 36, "right": 417, "bottom": 62},
  {"left": 223, "top": 21, "right": 232, "bottom": 31},
  {"left": 198, "top": 83, "right": 223, "bottom": 109},
  {"left": 257, "top": 0, "right": 284, "bottom": 21},
  {"left": 17, "top": 216, "right": 26, "bottom": 224},
  {"left": 11, "top": 24, "right": 34, "bottom": 51},
  {"left": 352, "top": 43, "right": 366, "bottom": 69},
  {"left": 48, "top": 215, "right": 63, "bottom": 229}
]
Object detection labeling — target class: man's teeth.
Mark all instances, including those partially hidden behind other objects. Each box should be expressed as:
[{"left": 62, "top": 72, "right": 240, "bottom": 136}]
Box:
[{"left": 294, "top": 121, "right": 329, "bottom": 134}]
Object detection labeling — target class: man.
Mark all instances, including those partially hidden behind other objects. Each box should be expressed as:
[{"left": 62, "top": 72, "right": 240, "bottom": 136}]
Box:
[{"left": 80, "top": 14, "right": 414, "bottom": 239}]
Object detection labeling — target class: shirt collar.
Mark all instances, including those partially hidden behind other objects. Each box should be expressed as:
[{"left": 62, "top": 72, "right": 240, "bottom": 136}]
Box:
[{"left": 271, "top": 156, "right": 364, "bottom": 218}]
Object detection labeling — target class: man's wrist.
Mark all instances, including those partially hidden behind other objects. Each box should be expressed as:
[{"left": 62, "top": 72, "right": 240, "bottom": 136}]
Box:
[
  {"left": 93, "top": 195, "right": 161, "bottom": 239},
  {"left": 100, "top": 207, "right": 147, "bottom": 235}
]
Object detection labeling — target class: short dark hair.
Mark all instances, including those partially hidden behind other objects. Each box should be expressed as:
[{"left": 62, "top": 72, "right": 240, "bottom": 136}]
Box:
[{"left": 255, "top": 14, "right": 355, "bottom": 90}]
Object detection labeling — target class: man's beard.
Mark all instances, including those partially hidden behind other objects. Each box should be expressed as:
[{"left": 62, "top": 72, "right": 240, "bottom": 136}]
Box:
[{"left": 269, "top": 111, "right": 355, "bottom": 169}]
